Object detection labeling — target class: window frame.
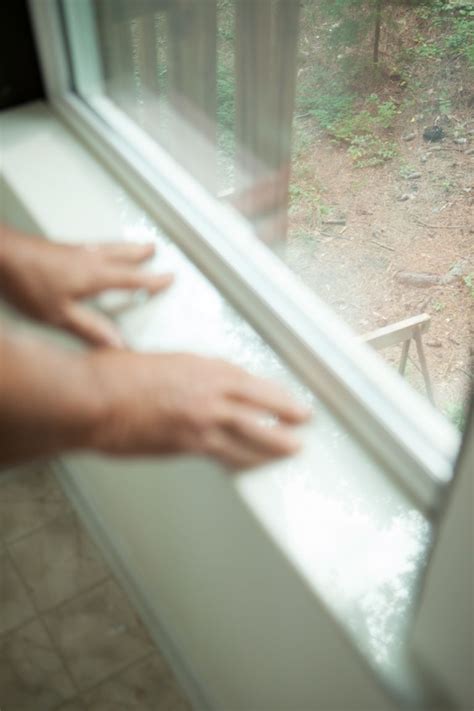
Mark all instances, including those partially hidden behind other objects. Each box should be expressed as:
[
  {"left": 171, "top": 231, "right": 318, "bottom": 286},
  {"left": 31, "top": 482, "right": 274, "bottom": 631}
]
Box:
[{"left": 28, "top": 0, "right": 460, "bottom": 516}]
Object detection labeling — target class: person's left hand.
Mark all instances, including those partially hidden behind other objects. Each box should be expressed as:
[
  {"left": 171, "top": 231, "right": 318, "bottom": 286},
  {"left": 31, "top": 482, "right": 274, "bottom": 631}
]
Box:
[{"left": 1, "top": 226, "right": 173, "bottom": 347}]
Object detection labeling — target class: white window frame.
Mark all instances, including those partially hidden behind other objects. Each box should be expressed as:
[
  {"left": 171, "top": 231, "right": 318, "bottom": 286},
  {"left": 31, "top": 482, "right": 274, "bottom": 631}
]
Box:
[{"left": 28, "top": 0, "right": 460, "bottom": 516}]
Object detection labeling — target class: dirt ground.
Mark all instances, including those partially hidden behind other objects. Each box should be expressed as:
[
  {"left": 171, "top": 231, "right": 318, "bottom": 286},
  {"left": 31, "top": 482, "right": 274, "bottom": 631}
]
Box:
[
  {"left": 286, "top": 117, "right": 473, "bottom": 416},
  {"left": 279, "top": 3, "right": 474, "bottom": 422}
]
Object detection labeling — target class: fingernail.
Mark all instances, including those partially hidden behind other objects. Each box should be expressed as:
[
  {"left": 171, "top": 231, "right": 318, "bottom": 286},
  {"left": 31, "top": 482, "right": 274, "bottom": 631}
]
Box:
[{"left": 149, "top": 273, "right": 174, "bottom": 292}]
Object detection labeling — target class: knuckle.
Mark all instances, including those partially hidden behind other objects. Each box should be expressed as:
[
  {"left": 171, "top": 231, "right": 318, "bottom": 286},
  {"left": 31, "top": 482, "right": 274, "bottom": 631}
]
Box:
[
  {"left": 201, "top": 428, "right": 220, "bottom": 456},
  {"left": 185, "top": 400, "right": 223, "bottom": 439},
  {"left": 51, "top": 305, "right": 70, "bottom": 327}
]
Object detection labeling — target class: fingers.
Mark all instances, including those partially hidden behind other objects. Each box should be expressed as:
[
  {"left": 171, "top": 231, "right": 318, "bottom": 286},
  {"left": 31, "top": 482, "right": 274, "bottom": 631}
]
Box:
[
  {"left": 228, "top": 371, "right": 311, "bottom": 424},
  {"left": 95, "top": 242, "right": 156, "bottom": 264},
  {"left": 64, "top": 302, "right": 124, "bottom": 348},
  {"left": 93, "top": 268, "right": 174, "bottom": 295},
  {"left": 205, "top": 427, "right": 291, "bottom": 470},
  {"left": 223, "top": 405, "right": 302, "bottom": 457},
  {"left": 82, "top": 242, "right": 174, "bottom": 296}
]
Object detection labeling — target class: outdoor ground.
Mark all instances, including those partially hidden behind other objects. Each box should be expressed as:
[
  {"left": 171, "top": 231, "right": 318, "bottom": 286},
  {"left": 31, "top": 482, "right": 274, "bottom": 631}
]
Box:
[{"left": 286, "top": 0, "right": 473, "bottom": 424}]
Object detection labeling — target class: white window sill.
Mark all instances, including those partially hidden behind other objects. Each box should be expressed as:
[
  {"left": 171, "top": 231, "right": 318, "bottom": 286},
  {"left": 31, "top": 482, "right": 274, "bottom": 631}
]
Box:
[{"left": 0, "top": 101, "right": 436, "bottom": 699}]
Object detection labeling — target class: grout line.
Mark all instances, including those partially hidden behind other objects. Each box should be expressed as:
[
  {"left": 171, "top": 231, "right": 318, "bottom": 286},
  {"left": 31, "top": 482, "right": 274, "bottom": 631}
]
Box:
[
  {"left": 75, "top": 649, "right": 158, "bottom": 700},
  {"left": 39, "top": 574, "right": 113, "bottom": 618},
  {"left": 0, "top": 483, "right": 73, "bottom": 548},
  {"left": 2, "top": 512, "right": 69, "bottom": 548},
  {"left": 38, "top": 574, "right": 127, "bottom": 697},
  {"left": 1, "top": 546, "right": 38, "bottom": 628},
  {"left": 0, "top": 610, "right": 38, "bottom": 642},
  {"left": 2, "top": 544, "right": 82, "bottom": 696},
  {"left": 5, "top": 537, "right": 112, "bottom": 617}
]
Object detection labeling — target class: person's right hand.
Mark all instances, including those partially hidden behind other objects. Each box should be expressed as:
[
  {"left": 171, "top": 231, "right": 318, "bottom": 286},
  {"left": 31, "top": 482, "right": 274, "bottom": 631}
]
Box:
[{"left": 88, "top": 351, "right": 311, "bottom": 468}]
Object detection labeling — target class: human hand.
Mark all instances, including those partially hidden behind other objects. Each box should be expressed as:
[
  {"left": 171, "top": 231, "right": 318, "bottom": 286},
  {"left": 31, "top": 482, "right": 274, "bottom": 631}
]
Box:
[
  {"left": 0, "top": 226, "right": 173, "bottom": 347},
  {"left": 89, "top": 351, "right": 311, "bottom": 468}
]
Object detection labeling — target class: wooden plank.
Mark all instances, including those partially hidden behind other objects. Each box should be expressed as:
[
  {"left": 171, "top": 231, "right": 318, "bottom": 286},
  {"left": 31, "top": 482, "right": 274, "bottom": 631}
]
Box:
[
  {"left": 361, "top": 313, "right": 431, "bottom": 351},
  {"left": 234, "top": 0, "right": 300, "bottom": 244}
]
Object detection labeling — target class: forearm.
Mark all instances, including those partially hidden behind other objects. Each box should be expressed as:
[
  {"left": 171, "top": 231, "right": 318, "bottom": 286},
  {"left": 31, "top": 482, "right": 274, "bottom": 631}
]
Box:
[{"left": 0, "top": 330, "right": 104, "bottom": 465}]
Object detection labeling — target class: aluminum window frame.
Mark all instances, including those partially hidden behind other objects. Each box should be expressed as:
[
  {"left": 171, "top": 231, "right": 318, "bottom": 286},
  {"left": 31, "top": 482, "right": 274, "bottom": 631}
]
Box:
[{"left": 28, "top": 0, "right": 460, "bottom": 516}]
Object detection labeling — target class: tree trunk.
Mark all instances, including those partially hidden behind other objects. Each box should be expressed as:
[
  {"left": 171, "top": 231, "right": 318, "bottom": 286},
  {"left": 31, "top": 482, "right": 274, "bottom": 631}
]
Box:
[{"left": 373, "top": 0, "right": 383, "bottom": 64}]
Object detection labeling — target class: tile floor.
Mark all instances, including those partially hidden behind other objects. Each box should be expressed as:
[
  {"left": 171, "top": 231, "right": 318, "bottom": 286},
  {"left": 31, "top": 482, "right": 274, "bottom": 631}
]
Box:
[{"left": 0, "top": 464, "right": 192, "bottom": 711}]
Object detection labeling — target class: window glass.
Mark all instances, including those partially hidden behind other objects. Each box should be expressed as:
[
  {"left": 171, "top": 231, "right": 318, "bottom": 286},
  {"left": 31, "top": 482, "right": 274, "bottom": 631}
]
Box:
[{"left": 88, "top": 0, "right": 472, "bottom": 425}]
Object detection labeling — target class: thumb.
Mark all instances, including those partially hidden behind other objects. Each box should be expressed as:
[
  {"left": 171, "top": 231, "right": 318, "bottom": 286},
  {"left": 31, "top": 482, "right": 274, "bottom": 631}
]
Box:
[{"left": 64, "top": 302, "right": 125, "bottom": 348}]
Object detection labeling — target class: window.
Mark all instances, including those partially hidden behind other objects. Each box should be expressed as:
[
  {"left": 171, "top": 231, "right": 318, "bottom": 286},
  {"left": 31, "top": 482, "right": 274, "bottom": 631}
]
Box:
[
  {"left": 30, "top": 0, "right": 461, "bottom": 513},
  {"left": 57, "top": 0, "right": 472, "bottom": 430},
  {"left": 26, "top": 0, "right": 471, "bottom": 704}
]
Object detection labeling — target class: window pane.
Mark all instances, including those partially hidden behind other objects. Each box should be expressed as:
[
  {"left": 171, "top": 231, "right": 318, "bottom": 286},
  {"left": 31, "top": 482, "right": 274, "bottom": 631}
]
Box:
[{"left": 82, "top": 0, "right": 472, "bottom": 422}]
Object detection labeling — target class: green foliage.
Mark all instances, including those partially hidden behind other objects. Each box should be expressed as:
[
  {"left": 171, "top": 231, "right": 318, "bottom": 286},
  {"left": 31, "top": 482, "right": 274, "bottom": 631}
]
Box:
[
  {"left": 444, "top": 401, "right": 468, "bottom": 432},
  {"left": 297, "top": 0, "right": 471, "bottom": 168},
  {"left": 415, "top": 40, "right": 442, "bottom": 58},
  {"left": 365, "top": 95, "right": 399, "bottom": 127},
  {"left": 399, "top": 161, "right": 416, "bottom": 178},
  {"left": 415, "top": 1, "right": 474, "bottom": 66},
  {"left": 445, "top": 16, "right": 474, "bottom": 65},
  {"left": 347, "top": 135, "right": 398, "bottom": 167},
  {"left": 437, "top": 92, "right": 452, "bottom": 115},
  {"left": 463, "top": 273, "right": 474, "bottom": 298},
  {"left": 289, "top": 182, "right": 330, "bottom": 219},
  {"left": 317, "top": 0, "right": 377, "bottom": 50},
  {"left": 322, "top": 95, "right": 398, "bottom": 166},
  {"left": 299, "top": 81, "right": 399, "bottom": 167},
  {"left": 304, "top": 91, "right": 355, "bottom": 129}
]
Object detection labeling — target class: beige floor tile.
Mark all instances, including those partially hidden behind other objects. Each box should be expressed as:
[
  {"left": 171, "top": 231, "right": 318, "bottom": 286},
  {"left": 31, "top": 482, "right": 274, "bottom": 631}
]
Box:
[
  {"left": 0, "top": 467, "right": 69, "bottom": 543},
  {"left": 8, "top": 511, "right": 109, "bottom": 612},
  {"left": 0, "top": 552, "right": 36, "bottom": 636},
  {"left": 84, "top": 654, "right": 191, "bottom": 711},
  {"left": 0, "top": 618, "right": 75, "bottom": 710},
  {"left": 43, "top": 580, "right": 154, "bottom": 691}
]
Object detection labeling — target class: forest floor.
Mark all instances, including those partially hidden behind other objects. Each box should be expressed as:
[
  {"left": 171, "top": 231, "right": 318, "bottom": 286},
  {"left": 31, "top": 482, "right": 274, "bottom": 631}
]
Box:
[{"left": 286, "top": 1, "right": 473, "bottom": 426}]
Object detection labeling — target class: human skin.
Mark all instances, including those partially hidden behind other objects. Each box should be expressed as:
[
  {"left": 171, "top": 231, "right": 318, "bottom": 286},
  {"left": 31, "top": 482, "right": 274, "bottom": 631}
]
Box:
[
  {"left": 0, "top": 226, "right": 310, "bottom": 467},
  {"left": 0, "top": 224, "right": 174, "bottom": 347}
]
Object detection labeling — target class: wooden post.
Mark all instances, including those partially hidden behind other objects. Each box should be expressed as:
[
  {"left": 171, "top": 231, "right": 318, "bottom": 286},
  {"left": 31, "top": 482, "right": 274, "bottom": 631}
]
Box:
[
  {"left": 414, "top": 329, "right": 435, "bottom": 405},
  {"left": 234, "top": 0, "right": 300, "bottom": 245},
  {"left": 373, "top": 0, "right": 383, "bottom": 65},
  {"left": 399, "top": 339, "right": 410, "bottom": 376},
  {"left": 95, "top": 0, "right": 141, "bottom": 121},
  {"left": 165, "top": 0, "right": 218, "bottom": 191}
]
